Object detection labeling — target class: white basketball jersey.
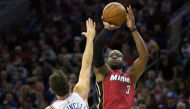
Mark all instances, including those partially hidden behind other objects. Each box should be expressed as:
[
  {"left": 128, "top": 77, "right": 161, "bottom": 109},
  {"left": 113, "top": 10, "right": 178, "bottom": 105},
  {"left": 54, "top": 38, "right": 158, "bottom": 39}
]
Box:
[{"left": 50, "top": 92, "right": 88, "bottom": 109}]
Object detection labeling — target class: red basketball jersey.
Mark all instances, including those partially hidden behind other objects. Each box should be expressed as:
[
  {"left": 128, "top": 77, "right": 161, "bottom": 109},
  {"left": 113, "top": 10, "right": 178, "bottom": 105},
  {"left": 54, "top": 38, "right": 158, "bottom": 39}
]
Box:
[{"left": 96, "top": 69, "right": 135, "bottom": 109}]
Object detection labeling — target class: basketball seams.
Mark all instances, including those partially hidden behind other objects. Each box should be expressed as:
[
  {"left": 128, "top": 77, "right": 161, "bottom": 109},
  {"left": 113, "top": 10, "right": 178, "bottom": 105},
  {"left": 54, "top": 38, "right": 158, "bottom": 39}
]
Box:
[
  {"left": 103, "top": 4, "right": 114, "bottom": 18},
  {"left": 103, "top": 5, "right": 126, "bottom": 19},
  {"left": 104, "top": 5, "right": 121, "bottom": 20},
  {"left": 103, "top": 10, "right": 126, "bottom": 20}
]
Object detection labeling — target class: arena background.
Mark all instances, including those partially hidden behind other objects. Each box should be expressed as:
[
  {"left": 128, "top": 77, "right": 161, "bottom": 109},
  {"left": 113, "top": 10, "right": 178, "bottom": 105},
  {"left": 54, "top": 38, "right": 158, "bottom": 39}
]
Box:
[{"left": 0, "top": 0, "right": 189, "bottom": 109}]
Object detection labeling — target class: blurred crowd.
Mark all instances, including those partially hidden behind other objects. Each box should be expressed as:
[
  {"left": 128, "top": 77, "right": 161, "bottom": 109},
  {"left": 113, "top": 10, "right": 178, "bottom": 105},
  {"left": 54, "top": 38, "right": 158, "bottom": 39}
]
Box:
[{"left": 0, "top": 0, "right": 189, "bottom": 109}]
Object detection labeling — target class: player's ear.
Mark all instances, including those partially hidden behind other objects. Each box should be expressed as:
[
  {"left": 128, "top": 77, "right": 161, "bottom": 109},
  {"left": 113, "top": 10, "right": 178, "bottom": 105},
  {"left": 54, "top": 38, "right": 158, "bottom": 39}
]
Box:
[
  {"left": 69, "top": 82, "right": 72, "bottom": 93},
  {"left": 50, "top": 88, "right": 54, "bottom": 94}
]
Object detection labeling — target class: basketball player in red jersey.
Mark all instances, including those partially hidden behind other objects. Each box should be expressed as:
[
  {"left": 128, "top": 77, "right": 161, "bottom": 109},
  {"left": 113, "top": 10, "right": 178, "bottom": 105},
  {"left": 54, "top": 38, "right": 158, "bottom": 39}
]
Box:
[{"left": 93, "top": 5, "right": 149, "bottom": 109}]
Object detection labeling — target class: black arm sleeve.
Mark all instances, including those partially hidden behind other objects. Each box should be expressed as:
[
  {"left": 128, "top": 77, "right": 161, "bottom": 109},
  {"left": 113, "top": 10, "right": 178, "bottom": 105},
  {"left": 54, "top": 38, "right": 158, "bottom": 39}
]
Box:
[{"left": 93, "top": 28, "right": 111, "bottom": 68}]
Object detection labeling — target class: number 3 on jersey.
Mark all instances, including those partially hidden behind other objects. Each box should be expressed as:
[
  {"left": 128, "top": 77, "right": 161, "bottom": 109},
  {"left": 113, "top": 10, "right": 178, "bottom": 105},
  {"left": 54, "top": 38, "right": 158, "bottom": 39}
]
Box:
[{"left": 126, "top": 85, "right": 130, "bottom": 94}]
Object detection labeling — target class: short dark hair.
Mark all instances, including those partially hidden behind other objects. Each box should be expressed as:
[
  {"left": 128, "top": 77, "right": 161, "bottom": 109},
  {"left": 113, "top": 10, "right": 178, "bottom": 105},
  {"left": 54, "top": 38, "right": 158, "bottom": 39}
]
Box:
[{"left": 49, "top": 70, "right": 70, "bottom": 96}]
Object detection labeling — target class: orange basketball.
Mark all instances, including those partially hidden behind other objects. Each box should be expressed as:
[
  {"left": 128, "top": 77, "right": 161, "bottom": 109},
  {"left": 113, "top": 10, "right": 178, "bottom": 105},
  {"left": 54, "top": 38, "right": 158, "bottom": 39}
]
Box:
[{"left": 102, "top": 2, "right": 126, "bottom": 26}]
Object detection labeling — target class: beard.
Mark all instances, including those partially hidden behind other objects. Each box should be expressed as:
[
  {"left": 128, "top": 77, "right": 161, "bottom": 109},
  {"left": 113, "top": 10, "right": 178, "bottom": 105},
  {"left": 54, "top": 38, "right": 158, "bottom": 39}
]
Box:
[{"left": 109, "top": 63, "right": 122, "bottom": 70}]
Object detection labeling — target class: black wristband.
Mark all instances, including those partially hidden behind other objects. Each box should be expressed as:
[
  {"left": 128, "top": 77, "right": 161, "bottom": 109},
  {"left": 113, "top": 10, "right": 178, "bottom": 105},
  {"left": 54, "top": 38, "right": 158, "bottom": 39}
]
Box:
[{"left": 130, "top": 27, "right": 137, "bottom": 32}]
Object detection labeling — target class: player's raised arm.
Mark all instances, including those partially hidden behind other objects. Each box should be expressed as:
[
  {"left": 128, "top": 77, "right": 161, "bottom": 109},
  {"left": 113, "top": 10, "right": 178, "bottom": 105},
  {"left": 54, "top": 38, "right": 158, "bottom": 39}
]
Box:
[
  {"left": 93, "top": 21, "right": 120, "bottom": 82},
  {"left": 126, "top": 5, "right": 149, "bottom": 82},
  {"left": 73, "top": 18, "right": 96, "bottom": 103}
]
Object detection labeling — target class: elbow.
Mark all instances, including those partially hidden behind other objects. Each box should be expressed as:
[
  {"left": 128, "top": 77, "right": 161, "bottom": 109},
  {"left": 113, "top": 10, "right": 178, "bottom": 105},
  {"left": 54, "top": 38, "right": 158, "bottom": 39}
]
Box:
[
  {"left": 145, "top": 47, "right": 149, "bottom": 57},
  {"left": 141, "top": 52, "right": 149, "bottom": 63},
  {"left": 145, "top": 55, "right": 149, "bottom": 63},
  {"left": 144, "top": 52, "right": 149, "bottom": 63},
  {"left": 145, "top": 51, "right": 149, "bottom": 58},
  {"left": 144, "top": 49, "right": 149, "bottom": 59}
]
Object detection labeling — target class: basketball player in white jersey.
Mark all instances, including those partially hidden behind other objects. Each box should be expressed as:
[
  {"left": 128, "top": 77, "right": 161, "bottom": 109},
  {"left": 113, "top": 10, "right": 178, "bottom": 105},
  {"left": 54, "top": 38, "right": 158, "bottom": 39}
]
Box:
[{"left": 45, "top": 18, "right": 96, "bottom": 109}]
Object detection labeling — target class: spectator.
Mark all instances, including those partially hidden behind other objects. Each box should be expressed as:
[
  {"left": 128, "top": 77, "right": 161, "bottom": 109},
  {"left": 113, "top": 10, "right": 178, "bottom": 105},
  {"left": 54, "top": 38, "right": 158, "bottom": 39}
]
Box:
[
  {"left": 177, "top": 102, "right": 186, "bottom": 109},
  {"left": 158, "top": 50, "right": 178, "bottom": 82},
  {"left": 164, "top": 91, "right": 178, "bottom": 109}
]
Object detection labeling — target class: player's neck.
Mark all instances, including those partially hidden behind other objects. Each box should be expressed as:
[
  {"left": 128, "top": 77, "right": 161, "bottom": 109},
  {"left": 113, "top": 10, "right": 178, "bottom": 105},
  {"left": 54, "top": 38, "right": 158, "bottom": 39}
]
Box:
[
  {"left": 56, "top": 93, "right": 71, "bottom": 101},
  {"left": 112, "top": 68, "right": 121, "bottom": 71}
]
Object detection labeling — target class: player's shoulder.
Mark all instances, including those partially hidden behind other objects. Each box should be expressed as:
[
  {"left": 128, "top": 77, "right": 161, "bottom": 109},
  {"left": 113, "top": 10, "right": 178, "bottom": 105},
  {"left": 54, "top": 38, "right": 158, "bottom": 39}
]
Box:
[
  {"left": 71, "top": 91, "right": 84, "bottom": 100},
  {"left": 45, "top": 106, "right": 52, "bottom": 109}
]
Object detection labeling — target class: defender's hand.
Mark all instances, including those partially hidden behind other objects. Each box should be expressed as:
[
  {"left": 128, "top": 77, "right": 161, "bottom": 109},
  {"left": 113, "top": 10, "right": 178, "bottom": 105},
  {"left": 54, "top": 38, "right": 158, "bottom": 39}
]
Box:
[
  {"left": 82, "top": 18, "right": 96, "bottom": 40},
  {"left": 103, "top": 21, "right": 121, "bottom": 30},
  {"left": 126, "top": 5, "right": 136, "bottom": 29}
]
